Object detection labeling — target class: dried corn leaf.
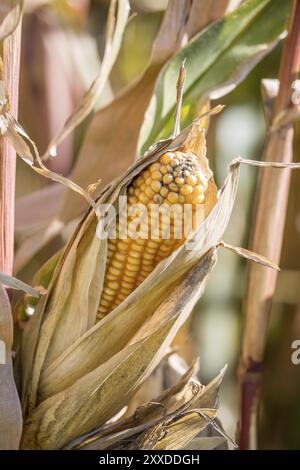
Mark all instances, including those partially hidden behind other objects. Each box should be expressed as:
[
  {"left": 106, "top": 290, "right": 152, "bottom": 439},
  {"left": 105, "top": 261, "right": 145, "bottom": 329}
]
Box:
[
  {"left": 134, "top": 364, "right": 229, "bottom": 450},
  {"left": 183, "top": 436, "right": 226, "bottom": 450},
  {"left": 126, "top": 367, "right": 227, "bottom": 450},
  {"left": 68, "top": 362, "right": 226, "bottom": 451},
  {"left": 20, "top": 216, "right": 105, "bottom": 408},
  {"left": 0, "top": 0, "right": 23, "bottom": 41},
  {"left": 0, "top": 271, "right": 42, "bottom": 297},
  {"left": 122, "top": 352, "right": 198, "bottom": 420},
  {"left": 135, "top": 411, "right": 215, "bottom": 450},
  {"left": 218, "top": 241, "right": 280, "bottom": 271},
  {"left": 0, "top": 285, "right": 23, "bottom": 449},
  {"left": 66, "top": 358, "right": 200, "bottom": 450},
  {"left": 44, "top": 0, "right": 129, "bottom": 158},
  {"left": 21, "top": 317, "right": 183, "bottom": 449},
  {"left": 0, "top": 85, "right": 101, "bottom": 218}
]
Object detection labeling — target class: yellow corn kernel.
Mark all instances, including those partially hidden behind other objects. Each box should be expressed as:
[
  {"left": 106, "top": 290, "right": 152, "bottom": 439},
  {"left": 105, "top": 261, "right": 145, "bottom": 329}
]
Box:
[{"left": 97, "top": 149, "right": 208, "bottom": 318}]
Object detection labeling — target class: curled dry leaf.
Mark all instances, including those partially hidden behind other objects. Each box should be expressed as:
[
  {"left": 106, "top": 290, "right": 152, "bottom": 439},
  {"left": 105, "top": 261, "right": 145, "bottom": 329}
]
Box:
[
  {"left": 65, "top": 357, "right": 202, "bottom": 449},
  {"left": 0, "top": 271, "right": 43, "bottom": 297},
  {"left": 43, "top": 0, "right": 130, "bottom": 159},
  {"left": 0, "top": 285, "right": 23, "bottom": 449},
  {"left": 0, "top": 78, "right": 102, "bottom": 221},
  {"left": 128, "top": 366, "right": 229, "bottom": 451},
  {"left": 51, "top": 361, "right": 230, "bottom": 451},
  {"left": 218, "top": 241, "right": 280, "bottom": 271}
]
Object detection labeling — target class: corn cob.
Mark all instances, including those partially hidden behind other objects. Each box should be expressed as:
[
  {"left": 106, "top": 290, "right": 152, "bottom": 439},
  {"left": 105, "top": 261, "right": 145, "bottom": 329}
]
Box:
[{"left": 97, "top": 150, "right": 208, "bottom": 319}]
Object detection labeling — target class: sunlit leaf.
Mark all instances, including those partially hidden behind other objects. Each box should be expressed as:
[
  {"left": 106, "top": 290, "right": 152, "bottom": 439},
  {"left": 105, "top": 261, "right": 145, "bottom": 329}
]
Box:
[{"left": 138, "top": 0, "right": 291, "bottom": 153}]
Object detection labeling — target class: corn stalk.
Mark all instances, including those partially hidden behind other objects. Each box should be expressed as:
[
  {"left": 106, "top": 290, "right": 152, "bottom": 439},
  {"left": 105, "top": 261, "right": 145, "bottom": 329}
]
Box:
[
  {"left": 0, "top": 5, "right": 23, "bottom": 450},
  {"left": 0, "top": 21, "right": 22, "bottom": 275},
  {"left": 238, "top": 0, "right": 300, "bottom": 450}
]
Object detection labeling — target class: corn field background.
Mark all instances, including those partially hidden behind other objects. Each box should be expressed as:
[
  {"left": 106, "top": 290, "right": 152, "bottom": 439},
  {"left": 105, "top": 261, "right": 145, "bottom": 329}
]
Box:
[{"left": 1, "top": 0, "right": 300, "bottom": 453}]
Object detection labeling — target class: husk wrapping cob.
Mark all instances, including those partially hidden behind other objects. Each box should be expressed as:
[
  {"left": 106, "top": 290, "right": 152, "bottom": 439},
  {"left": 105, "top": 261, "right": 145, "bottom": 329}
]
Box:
[{"left": 17, "top": 93, "right": 241, "bottom": 449}]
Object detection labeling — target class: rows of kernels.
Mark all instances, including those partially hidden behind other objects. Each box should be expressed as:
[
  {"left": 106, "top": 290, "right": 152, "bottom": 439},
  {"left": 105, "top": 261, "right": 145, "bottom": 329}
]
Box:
[{"left": 97, "top": 150, "right": 208, "bottom": 319}]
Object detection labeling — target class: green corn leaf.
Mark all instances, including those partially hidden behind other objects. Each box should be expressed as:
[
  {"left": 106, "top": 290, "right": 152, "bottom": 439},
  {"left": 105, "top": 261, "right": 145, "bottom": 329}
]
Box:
[{"left": 138, "top": 0, "right": 291, "bottom": 153}]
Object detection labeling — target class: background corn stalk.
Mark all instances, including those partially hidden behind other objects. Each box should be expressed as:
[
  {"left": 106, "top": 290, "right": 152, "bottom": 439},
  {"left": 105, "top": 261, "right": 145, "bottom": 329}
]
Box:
[
  {"left": 0, "top": 6, "right": 22, "bottom": 275},
  {"left": 0, "top": 2, "right": 23, "bottom": 451},
  {"left": 238, "top": 0, "right": 300, "bottom": 450}
]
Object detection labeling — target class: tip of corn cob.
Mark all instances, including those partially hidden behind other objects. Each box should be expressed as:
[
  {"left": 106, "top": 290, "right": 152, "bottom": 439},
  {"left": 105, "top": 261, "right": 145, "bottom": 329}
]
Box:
[{"left": 97, "top": 150, "right": 209, "bottom": 319}]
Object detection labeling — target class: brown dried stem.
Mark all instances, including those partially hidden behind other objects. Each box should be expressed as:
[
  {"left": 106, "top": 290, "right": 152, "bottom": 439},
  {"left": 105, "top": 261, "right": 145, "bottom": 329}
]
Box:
[
  {"left": 0, "top": 22, "right": 22, "bottom": 275},
  {"left": 238, "top": 0, "right": 300, "bottom": 450}
]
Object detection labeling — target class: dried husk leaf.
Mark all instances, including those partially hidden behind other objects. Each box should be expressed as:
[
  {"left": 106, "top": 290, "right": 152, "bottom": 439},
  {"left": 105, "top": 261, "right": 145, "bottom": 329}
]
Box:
[
  {"left": 21, "top": 316, "right": 189, "bottom": 449},
  {"left": 122, "top": 352, "right": 198, "bottom": 421},
  {"left": 65, "top": 357, "right": 201, "bottom": 450},
  {"left": 66, "top": 362, "right": 227, "bottom": 451},
  {"left": 0, "top": 285, "right": 23, "bottom": 449},
  {"left": 134, "top": 411, "right": 216, "bottom": 450},
  {"left": 183, "top": 436, "right": 226, "bottom": 450},
  {"left": 218, "top": 241, "right": 280, "bottom": 270},
  {"left": 141, "top": 363, "right": 230, "bottom": 451},
  {"left": 123, "top": 367, "right": 227, "bottom": 451},
  {"left": 0, "top": 271, "right": 42, "bottom": 297},
  {"left": 21, "top": 246, "right": 217, "bottom": 449}
]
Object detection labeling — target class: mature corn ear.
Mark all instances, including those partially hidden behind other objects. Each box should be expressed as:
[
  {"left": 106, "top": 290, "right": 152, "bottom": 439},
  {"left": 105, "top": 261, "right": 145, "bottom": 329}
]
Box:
[
  {"left": 20, "top": 116, "right": 220, "bottom": 412},
  {"left": 98, "top": 145, "right": 214, "bottom": 318},
  {"left": 20, "top": 109, "right": 250, "bottom": 450}
]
